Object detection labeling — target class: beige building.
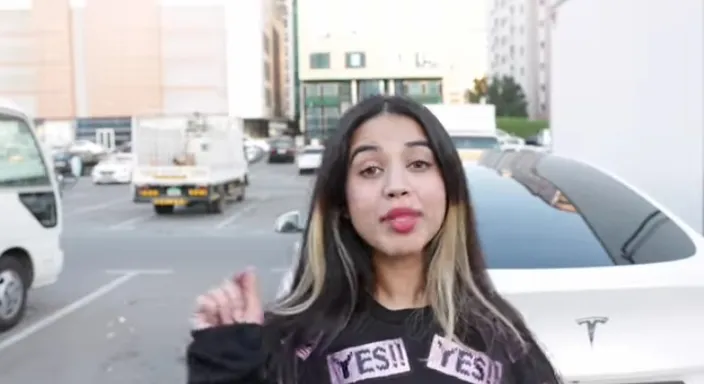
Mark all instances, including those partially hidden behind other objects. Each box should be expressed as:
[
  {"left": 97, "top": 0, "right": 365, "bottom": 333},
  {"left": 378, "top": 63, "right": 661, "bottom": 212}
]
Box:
[
  {"left": 488, "top": 0, "right": 551, "bottom": 119},
  {"left": 0, "top": 0, "right": 289, "bottom": 127},
  {"left": 296, "top": 0, "right": 489, "bottom": 141}
]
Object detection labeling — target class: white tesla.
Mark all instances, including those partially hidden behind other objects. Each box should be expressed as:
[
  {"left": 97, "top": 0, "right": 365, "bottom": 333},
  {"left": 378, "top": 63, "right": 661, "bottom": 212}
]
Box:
[{"left": 273, "top": 149, "right": 704, "bottom": 384}]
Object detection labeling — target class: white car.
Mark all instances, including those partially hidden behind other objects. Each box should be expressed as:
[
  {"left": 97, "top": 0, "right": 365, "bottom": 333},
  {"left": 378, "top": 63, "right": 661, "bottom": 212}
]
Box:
[
  {"left": 244, "top": 136, "right": 271, "bottom": 152},
  {"left": 69, "top": 139, "right": 107, "bottom": 156},
  {"left": 274, "top": 149, "right": 704, "bottom": 383},
  {"left": 296, "top": 145, "right": 324, "bottom": 175},
  {"left": 0, "top": 99, "right": 65, "bottom": 332},
  {"left": 91, "top": 153, "right": 134, "bottom": 184}
]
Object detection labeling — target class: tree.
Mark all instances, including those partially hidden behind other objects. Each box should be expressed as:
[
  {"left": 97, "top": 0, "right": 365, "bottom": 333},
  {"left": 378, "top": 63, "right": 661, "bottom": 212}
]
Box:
[
  {"left": 464, "top": 77, "right": 489, "bottom": 103},
  {"left": 486, "top": 76, "right": 528, "bottom": 117}
]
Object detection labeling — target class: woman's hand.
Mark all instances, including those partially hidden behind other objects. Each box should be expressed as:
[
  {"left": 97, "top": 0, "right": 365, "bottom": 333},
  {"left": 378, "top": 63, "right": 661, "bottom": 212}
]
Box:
[{"left": 191, "top": 268, "right": 264, "bottom": 330}]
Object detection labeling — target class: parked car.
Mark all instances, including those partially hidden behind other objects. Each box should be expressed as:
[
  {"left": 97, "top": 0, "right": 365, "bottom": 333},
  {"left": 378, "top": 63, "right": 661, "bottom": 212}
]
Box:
[
  {"left": 91, "top": 153, "right": 134, "bottom": 184},
  {"left": 245, "top": 136, "right": 271, "bottom": 153},
  {"left": 49, "top": 145, "right": 73, "bottom": 175},
  {"left": 68, "top": 140, "right": 109, "bottom": 175},
  {"left": 0, "top": 100, "right": 68, "bottom": 332},
  {"left": 272, "top": 148, "right": 704, "bottom": 383},
  {"left": 525, "top": 128, "right": 551, "bottom": 148},
  {"left": 296, "top": 145, "right": 324, "bottom": 174},
  {"left": 268, "top": 137, "right": 296, "bottom": 163}
]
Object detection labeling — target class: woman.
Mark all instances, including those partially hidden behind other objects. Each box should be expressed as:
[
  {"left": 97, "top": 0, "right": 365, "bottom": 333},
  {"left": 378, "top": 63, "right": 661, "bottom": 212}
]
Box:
[{"left": 187, "top": 95, "right": 561, "bottom": 384}]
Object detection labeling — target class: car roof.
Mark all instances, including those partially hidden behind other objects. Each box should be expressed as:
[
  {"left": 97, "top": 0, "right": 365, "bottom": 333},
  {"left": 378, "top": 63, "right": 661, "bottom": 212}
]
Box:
[{"left": 0, "top": 98, "right": 29, "bottom": 119}]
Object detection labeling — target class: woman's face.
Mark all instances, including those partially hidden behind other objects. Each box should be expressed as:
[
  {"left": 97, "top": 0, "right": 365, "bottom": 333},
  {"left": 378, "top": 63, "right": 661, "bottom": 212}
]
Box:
[{"left": 345, "top": 113, "right": 447, "bottom": 258}]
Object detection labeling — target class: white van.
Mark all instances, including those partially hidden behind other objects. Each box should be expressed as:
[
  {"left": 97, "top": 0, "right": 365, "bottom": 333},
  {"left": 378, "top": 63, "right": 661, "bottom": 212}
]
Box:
[{"left": 0, "top": 100, "right": 65, "bottom": 332}]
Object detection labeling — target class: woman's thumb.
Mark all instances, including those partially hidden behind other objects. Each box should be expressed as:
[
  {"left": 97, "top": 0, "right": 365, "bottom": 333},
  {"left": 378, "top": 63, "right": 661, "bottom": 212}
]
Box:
[{"left": 238, "top": 268, "right": 263, "bottom": 323}]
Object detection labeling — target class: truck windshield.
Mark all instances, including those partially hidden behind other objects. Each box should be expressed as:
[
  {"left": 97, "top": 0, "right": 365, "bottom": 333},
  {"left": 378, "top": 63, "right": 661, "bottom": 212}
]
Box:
[
  {"left": 0, "top": 115, "right": 51, "bottom": 187},
  {"left": 451, "top": 136, "right": 500, "bottom": 149}
]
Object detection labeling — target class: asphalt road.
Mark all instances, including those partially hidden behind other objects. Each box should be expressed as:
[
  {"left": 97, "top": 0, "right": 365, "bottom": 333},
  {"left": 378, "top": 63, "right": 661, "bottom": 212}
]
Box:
[{"left": 0, "top": 162, "right": 314, "bottom": 384}]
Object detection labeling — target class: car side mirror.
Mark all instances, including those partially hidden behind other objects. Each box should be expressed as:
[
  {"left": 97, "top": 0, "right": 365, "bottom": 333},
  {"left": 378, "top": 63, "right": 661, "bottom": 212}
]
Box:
[{"left": 274, "top": 210, "right": 304, "bottom": 233}]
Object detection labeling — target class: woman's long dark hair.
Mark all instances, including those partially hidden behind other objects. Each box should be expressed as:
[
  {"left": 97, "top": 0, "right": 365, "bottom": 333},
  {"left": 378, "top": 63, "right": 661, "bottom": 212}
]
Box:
[{"left": 262, "top": 95, "right": 560, "bottom": 383}]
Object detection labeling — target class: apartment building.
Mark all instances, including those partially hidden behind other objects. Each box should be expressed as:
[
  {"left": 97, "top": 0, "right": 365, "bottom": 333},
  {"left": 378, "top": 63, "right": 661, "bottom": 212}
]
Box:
[
  {"left": 275, "top": 0, "right": 295, "bottom": 119},
  {"left": 488, "top": 0, "right": 551, "bottom": 119},
  {"left": 297, "top": 0, "right": 489, "bottom": 141},
  {"left": 0, "top": 0, "right": 288, "bottom": 144}
]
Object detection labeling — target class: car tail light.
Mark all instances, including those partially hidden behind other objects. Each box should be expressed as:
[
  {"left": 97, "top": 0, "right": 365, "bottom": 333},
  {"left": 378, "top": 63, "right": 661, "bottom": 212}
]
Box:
[
  {"left": 188, "top": 187, "right": 208, "bottom": 197},
  {"left": 18, "top": 192, "right": 58, "bottom": 228}
]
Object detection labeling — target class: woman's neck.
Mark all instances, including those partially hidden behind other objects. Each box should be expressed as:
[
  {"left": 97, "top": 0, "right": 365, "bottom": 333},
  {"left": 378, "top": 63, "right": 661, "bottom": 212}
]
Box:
[{"left": 372, "top": 253, "right": 426, "bottom": 310}]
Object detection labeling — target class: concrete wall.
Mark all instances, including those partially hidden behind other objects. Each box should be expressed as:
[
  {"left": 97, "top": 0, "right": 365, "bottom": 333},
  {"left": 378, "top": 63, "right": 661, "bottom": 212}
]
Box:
[{"left": 550, "top": 0, "right": 704, "bottom": 232}]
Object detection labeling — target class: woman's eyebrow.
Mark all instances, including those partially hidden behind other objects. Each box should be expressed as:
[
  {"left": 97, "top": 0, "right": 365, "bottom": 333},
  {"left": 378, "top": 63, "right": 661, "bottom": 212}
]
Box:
[{"left": 350, "top": 140, "right": 431, "bottom": 162}]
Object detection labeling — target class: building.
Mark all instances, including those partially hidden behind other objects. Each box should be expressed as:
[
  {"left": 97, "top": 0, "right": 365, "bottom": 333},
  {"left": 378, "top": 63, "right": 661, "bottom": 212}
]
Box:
[
  {"left": 488, "top": 0, "right": 551, "bottom": 119},
  {"left": 296, "top": 0, "right": 489, "bottom": 142},
  {"left": 275, "top": 0, "right": 295, "bottom": 119},
  {"left": 0, "top": 0, "right": 289, "bottom": 143}
]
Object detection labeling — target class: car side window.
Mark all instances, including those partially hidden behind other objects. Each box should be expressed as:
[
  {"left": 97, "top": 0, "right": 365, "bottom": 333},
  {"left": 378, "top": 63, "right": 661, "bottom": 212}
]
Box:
[{"left": 537, "top": 156, "right": 696, "bottom": 265}]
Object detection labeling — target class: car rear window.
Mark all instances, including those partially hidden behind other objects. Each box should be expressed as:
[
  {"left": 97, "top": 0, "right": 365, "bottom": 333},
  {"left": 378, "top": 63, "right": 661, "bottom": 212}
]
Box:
[
  {"left": 470, "top": 151, "right": 696, "bottom": 269},
  {"left": 272, "top": 138, "right": 294, "bottom": 148},
  {"left": 303, "top": 148, "right": 323, "bottom": 154}
]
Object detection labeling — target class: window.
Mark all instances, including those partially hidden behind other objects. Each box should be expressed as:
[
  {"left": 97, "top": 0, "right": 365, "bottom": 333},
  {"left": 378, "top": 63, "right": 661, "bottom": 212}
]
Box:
[
  {"left": 309, "top": 52, "right": 330, "bottom": 69},
  {"left": 322, "top": 106, "right": 340, "bottom": 129},
  {"left": 304, "top": 83, "right": 320, "bottom": 97},
  {"left": 358, "top": 80, "right": 382, "bottom": 100},
  {"left": 403, "top": 81, "right": 423, "bottom": 95},
  {"left": 452, "top": 136, "right": 500, "bottom": 150},
  {"left": 305, "top": 106, "right": 324, "bottom": 131},
  {"left": 320, "top": 83, "right": 339, "bottom": 97},
  {"left": 345, "top": 52, "right": 366, "bottom": 68},
  {"left": 264, "top": 62, "right": 271, "bottom": 81},
  {"left": 0, "top": 115, "right": 50, "bottom": 187},
  {"left": 470, "top": 152, "right": 696, "bottom": 269},
  {"left": 426, "top": 81, "right": 442, "bottom": 95}
]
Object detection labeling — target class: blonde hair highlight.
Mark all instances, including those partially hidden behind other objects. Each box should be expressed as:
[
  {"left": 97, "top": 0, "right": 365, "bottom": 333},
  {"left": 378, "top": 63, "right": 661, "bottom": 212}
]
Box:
[{"left": 427, "top": 204, "right": 527, "bottom": 348}]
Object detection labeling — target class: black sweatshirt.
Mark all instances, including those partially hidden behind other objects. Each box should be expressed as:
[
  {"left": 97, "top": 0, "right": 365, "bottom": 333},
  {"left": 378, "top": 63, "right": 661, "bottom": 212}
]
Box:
[{"left": 187, "top": 298, "right": 530, "bottom": 384}]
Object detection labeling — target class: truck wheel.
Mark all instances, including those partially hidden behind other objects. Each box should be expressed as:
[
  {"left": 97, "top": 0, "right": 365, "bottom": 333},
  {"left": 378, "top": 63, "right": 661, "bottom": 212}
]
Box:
[
  {"left": 207, "top": 198, "right": 224, "bottom": 214},
  {"left": 0, "top": 256, "right": 29, "bottom": 333},
  {"left": 154, "top": 205, "right": 174, "bottom": 215},
  {"left": 207, "top": 187, "right": 225, "bottom": 214},
  {"left": 236, "top": 185, "right": 245, "bottom": 202}
]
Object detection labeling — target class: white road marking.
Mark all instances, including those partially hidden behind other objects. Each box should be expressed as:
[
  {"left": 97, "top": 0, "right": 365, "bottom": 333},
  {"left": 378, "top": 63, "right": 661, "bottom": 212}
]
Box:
[
  {"left": 214, "top": 203, "right": 259, "bottom": 229},
  {"left": 214, "top": 196, "right": 269, "bottom": 229},
  {"left": 107, "top": 214, "right": 154, "bottom": 230},
  {"left": 0, "top": 272, "right": 138, "bottom": 352},
  {"left": 104, "top": 269, "right": 174, "bottom": 275},
  {"left": 64, "top": 198, "right": 128, "bottom": 217}
]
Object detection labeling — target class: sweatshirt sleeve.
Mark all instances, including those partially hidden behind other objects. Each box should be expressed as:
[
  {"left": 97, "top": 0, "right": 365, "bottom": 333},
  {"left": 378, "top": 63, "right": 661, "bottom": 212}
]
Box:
[{"left": 186, "top": 323, "right": 271, "bottom": 384}]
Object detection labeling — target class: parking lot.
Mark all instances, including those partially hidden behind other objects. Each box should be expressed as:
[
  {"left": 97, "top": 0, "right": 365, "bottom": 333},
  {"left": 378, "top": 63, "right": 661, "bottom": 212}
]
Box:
[{"left": 0, "top": 163, "right": 312, "bottom": 383}]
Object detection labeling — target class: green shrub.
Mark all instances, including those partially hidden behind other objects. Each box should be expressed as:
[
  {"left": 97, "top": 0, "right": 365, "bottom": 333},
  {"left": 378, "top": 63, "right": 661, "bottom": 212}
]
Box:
[{"left": 497, "top": 117, "right": 549, "bottom": 138}]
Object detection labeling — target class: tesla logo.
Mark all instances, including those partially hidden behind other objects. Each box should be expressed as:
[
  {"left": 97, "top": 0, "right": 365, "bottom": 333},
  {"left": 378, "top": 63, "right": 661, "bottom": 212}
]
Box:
[{"left": 576, "top": 316, "right": 608, "bottom": 347}]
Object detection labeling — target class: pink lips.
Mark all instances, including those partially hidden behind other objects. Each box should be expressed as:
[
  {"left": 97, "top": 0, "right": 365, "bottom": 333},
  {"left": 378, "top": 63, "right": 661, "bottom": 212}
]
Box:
[{"left": 381, "top": 207, "right": 421, "bottom": 234}]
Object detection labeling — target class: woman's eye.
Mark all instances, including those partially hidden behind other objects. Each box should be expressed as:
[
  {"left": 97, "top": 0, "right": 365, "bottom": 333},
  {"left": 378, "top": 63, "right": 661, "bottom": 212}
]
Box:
[
  {"left": 359, "top": 166, "right": 382, "bottom": 177},
  {"left": 408, "top": 160, "right": 431, "bottom": 170}
]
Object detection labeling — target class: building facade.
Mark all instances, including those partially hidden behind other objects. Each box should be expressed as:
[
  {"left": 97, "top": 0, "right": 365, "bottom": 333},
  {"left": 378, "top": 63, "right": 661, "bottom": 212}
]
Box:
[
  {"left": 296, "top": 0, "right": 489, "bottom": 142},
  {"left": 275, "top": 0, "right": 295, "bottom": 119},
  {"left": 488, "top": 0, "right": 551, "bottom": 119},
  {"left": 0, "top": 0, "right": 288, "bottom": 126}
]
